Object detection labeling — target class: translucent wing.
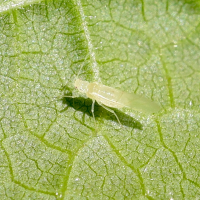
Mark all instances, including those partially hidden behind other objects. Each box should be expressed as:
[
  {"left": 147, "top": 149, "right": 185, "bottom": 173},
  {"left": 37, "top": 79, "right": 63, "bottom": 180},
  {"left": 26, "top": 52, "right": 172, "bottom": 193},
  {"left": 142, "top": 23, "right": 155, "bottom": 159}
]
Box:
[
  {"left": 88, "top": 83, "right": 161, "bottom": 114},
  {"left": 118, "top": 91, "right": 161, "bottom": 114}
]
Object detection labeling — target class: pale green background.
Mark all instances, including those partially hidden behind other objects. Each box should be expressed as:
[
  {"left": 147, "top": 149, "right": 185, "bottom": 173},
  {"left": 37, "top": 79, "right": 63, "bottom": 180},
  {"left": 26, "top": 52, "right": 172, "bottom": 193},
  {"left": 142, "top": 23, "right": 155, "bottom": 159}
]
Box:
[{"left": 0, "top": 0, "right": 200, "bottom": 199}]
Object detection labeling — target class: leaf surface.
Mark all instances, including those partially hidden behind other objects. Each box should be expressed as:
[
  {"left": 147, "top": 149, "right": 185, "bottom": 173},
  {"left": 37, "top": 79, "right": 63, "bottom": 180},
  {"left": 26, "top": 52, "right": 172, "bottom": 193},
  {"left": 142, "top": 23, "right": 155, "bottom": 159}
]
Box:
[{"left": 0, "top": 0, "right": 200, "bottom": 199}]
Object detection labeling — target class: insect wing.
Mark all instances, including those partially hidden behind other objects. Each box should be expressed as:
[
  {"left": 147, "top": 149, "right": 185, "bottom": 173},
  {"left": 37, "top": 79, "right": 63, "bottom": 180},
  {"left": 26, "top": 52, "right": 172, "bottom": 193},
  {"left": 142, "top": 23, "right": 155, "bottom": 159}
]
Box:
[
  {"left": 119, "top": 91, "right": 161, "bottom": 114},
  {"left": 88, "top": 83, "right": 160, "bottom": 114}
]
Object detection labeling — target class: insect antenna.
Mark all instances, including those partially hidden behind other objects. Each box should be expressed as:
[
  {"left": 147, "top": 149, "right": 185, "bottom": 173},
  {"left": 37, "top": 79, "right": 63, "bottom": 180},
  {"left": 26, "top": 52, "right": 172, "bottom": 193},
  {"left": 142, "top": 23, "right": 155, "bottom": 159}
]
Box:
[{"left": 75, "top": 53, "right": 90, "bottom": 80}]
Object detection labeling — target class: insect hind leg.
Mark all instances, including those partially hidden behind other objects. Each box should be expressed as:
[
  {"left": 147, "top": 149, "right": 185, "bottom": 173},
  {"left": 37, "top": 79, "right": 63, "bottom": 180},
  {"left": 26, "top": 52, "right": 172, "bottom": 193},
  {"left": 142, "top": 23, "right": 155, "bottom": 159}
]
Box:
[{"left": 97, "top": 101, "right": 122, "bottom": 126}]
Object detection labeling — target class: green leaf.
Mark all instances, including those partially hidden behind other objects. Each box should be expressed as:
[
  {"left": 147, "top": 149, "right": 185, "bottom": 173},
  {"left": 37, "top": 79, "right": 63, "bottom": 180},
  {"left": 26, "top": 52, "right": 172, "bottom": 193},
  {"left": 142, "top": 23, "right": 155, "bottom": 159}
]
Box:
[{"left": 0, "top": 0, "right": 200, "bottom": 199}]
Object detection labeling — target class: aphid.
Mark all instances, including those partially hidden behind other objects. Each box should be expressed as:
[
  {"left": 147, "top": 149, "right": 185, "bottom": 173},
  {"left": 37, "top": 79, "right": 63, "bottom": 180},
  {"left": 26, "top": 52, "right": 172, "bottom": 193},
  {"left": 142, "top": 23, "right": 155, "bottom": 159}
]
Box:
[{"left": 68, "top": 55, "right": 161, "bottom": 125}]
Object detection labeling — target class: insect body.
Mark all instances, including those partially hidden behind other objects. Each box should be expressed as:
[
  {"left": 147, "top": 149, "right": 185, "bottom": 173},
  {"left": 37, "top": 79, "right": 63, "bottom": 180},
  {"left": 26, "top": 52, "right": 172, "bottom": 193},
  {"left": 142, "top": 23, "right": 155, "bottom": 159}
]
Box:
[{"left": 74, "top": 78, "right": 161, "bottom": 124}]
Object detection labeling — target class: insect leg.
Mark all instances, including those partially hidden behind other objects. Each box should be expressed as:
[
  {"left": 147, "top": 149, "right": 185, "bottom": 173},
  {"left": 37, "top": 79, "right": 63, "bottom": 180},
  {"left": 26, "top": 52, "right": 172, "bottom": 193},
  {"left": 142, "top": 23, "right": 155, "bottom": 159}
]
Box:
[
  {"left": 48, "top": 95, "right": 76, "bottom": 104},
  {"left": 91, "top": 99, "right": 97, "bottom": 127},
  {"left": 62, "top": 95, "right": 77, "bottom": 98},
  {"left": 97, "top": 102, "right": 122, "bottom": 126}
]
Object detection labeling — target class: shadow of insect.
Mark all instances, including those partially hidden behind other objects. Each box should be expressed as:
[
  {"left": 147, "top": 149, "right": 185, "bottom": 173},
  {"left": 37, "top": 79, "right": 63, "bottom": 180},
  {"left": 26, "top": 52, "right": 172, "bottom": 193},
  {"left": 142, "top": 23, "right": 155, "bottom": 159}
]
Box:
[{"left": 60, "top": 90, "right": 143, "bottom": 130}]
